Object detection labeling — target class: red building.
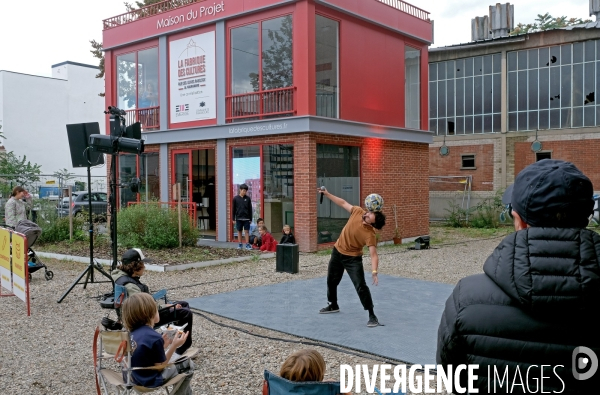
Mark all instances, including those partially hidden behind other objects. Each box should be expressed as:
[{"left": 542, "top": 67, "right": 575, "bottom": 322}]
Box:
[{"left": 103, "top": 0, "right": 433, "bottom": 251}]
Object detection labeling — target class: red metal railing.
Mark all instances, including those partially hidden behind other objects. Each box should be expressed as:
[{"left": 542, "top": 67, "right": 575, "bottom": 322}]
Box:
[
  {"left": 226, "top": 87, "right": 296, "bottom": 123},
  {"left": 376, "top": 0, "right": 430, "bottom": 21},
  {"left": 103, "top": 0, "right": 205, "bottom": 30},
  {"left": 127, "top": 201, "right": 197, "bottom": 227},
  {"left": 124, "top": 107, "right": 160, "bottom": 131}
]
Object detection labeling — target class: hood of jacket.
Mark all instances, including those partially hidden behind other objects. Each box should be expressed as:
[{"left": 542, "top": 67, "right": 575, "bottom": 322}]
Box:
[
  {"left": 111, "top": 268, "right": 128, "bottom": 282},
  {"left": 483, "top": 227, "right": 600, "bottom": 317}
]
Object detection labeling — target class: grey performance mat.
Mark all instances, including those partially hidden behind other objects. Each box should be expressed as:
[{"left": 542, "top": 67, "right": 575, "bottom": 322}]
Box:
[{"left": 186, "top": 274, "right": 454, "bottom": 365}]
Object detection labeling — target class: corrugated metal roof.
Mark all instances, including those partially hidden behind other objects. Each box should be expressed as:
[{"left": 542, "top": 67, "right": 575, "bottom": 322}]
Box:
[{"left": 431, "top": 19, "right": 600, "bottom": 51}]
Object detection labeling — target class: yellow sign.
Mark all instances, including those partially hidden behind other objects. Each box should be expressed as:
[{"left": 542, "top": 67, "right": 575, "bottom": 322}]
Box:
[
  {"left": 0, "top": 228, "right": 10, "bottom": 270},
  {"left": 46, "top": 180, "right": 56, "bottom": 184},
  {"left": 12, "top": 233, "right": 26, "bottom": 279}
]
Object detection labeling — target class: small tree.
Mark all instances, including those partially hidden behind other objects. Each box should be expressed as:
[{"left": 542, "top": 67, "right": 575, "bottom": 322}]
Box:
[
  {"left": 510, "top": 13, "right": 592, "bottom": 35},
  {"left": 90, "top": 0, "right": 165, "bottom": 96}
]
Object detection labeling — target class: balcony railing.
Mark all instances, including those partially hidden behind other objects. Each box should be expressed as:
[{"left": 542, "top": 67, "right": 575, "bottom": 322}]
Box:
[
  {"left": 103, "top": 0, "right": 205, "bottom": 30},
  {"left": 124, "top": 107, "right": 160, "bottom": 131},
  {"left": 226, "top": 87, "right": 296, "bottom": 123},
  {"left": 376, "top": 0, "right": 430, "bottom": 21}
]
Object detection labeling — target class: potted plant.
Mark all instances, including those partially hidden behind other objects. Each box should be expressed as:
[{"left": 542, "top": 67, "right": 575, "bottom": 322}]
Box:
[
  {"left": 392, "top": 204, "right": 402, "bottom": 244},
  {"left": 393, "top": 227, "right": 402, "bottom": 245}
]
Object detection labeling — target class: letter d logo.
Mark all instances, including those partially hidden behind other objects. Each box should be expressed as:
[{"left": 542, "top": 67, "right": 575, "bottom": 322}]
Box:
[{"left": 572, "top": 346, "right": 598, "bottom": 380}]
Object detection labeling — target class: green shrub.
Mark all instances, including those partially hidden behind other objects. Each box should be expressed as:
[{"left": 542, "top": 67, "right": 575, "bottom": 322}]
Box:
[
  {"left": 444, "top": 190, "right": 505, "bottom": 229},
  {"left": 38, "top": 216, "right": 86, "bottom": 243},
  {"left": 444, "top": 201, "right": 468, "bottom": 228},
  {"left": 469, "top": 191, "right": 504, "bottom": 229},
  {"left": 117, "top": 203, "right": 199, "bottom": 249}
]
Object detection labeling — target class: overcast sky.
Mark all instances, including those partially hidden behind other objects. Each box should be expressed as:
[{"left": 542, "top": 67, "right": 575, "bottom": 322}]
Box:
[{"left": 0, "top": 0, "right": 594, "bottom": 77}]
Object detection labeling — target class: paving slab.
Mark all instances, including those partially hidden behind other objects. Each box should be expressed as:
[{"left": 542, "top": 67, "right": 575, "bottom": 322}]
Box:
[{"left": 187, "top": 274, "right": 454, "bottom": 365}]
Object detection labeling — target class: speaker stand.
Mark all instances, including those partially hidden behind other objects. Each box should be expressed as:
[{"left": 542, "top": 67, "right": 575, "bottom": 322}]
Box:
[{"left": 57, "top": 165, "right": 113, "bottom": 303}]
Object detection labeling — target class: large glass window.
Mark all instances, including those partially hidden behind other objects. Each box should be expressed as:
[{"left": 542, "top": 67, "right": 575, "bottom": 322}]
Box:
[
  {"left": 263, "top": 145, "right": 294, "bottom": 240},
  {"left": 229, "top": 16, "right": 293, "bottom": 122},
  {"left": 507, "top": 39, "right": 600, "bottom": 130},
  {"left": 316, "top": 144, "right": 360, "bottom": 244},
  {"left": 117, "top": 48, "right": 159, "bottom": 110},
  {"left": 230, "top": 16, "right": 293, "bottom": 93},
  {"left": 429, "top": 54, "right": 501, "bottom": 135},
  {"left": 116, "top": 47, "right": 159, "bottom": 130},
  {"left": 316, "top": 15, "right": 339, "bottom": 118},
  {"left": 405, "top": 46, "right": 421, "bottom": 128}
]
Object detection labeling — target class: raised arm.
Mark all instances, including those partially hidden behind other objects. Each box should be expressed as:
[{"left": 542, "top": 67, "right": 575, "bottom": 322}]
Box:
[{"left": 318, "top": 188, "right": 353, "bottom": 213}]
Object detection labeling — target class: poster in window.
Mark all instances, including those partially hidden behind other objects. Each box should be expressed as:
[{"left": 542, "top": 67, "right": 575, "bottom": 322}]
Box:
[{"left": 169, "top": 31, "right": 216, "bottom": 123}]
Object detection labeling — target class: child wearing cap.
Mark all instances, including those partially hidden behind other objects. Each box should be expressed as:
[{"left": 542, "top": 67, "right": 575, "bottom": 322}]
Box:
[
  {"left": 232, "top": 184, "right": 253, "bottom": 250},
  {"left": 111, "top": 248, "right": 194, "bottom": 354}
]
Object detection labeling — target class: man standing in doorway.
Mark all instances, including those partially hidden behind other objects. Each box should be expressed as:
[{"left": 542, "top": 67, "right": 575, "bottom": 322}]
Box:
[
  {"left": 232, "top": 183, "right": 253, "bottom": 250},
  {"left": 318, "top": 187, "right": 386, "bottom": 327}
]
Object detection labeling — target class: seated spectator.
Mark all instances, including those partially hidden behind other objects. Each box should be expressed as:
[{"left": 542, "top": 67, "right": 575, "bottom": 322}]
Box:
[
  {"left": 111, "top": 248, "right": 194, "bottom": 354},
  {"left": 121, "top": 293, "right": 194, "bottom": 394},
  {"left": 279, "top": 224, "right": 296, "bottom": 244},
  {"left": 258, "top": 225, "right": 277, "bottom": 252},
  {"left": 250, "top": 218, "right": 265, "bottom": 248},
  {"left": 280, "top": 349, "right": 351, "bottom": 394},
  {"left": 437, "top": 160, "right": 600, "bottom": 393}
]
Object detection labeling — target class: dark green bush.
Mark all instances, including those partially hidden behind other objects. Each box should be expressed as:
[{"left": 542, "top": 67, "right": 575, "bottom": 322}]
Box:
[
  {"left": 38, "top": 216, "right": 86, "bottom": 243},
  {"left": 117, "top": 203, "right": 199, "bottom": 249}
]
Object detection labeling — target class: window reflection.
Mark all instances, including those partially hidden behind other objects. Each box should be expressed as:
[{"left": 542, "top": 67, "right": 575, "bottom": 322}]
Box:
[{"left": 316, "top": 144, "right": 359, "bottom": 244}]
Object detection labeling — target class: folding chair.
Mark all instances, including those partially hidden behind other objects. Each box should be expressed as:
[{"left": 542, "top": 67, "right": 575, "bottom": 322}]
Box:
[
  {"left": 93, "top": 326, "right": 198, "bottom": 395},
  {"left": 262, "top": 370, "right": 342, "bottom": 395},
  {"left": 100, "top": 285, "right": 169, "bottom": 330}
]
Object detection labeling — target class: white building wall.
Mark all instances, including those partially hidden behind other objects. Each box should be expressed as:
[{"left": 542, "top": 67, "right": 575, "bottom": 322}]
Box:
[{"left": 0, "top": 62, "right": 106, "bottom": 177}]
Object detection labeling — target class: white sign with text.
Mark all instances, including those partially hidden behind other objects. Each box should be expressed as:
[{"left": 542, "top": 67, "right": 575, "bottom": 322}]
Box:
[{"left": 169, "top": 31, "right": 216, "bottom": 123}]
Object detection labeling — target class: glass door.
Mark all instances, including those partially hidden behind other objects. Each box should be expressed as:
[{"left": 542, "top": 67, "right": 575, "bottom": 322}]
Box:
[
  {"left": 172, "top": 150, "right": 192, "bottom": 202},
  {"left": 118, "top": 154, "right": 138, "bottom": 209},
  {"left": 231, "top": 146, "right": 261, "bottom": 240}
]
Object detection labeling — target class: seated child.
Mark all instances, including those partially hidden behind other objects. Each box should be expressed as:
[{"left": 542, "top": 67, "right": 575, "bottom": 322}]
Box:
[
  {"left": 250, "top": 218, "right": 264, "bottom": 248},
  {"left": 258, "top": 225, "right": 278, "bottom": 252},
  {"left": 279, "top": 224, "right": 296, "bottom": 244},
  {"left": 122, "top": 293, "right": 194, "bottom": 394},
  {"left": 280, "top": 349, "right": 352, "bottom": 395}
]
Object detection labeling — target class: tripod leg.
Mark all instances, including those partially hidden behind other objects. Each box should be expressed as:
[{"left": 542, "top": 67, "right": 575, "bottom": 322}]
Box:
[{"left": 57, "top": 265, "right": 93, "bottom": 303}]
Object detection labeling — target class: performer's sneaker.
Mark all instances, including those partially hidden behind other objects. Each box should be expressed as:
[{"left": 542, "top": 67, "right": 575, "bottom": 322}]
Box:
[
  {"left": 367, "top": 315, "right": 379, "bottom": 327},
  {"left": 238, "top": 243, "right": 243, "bottom": 249},
  {"left": 319, "top": 304, "right": 340, "bottom": 314}
]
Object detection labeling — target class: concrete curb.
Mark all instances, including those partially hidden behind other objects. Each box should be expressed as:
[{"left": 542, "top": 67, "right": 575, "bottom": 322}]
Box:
[{"left": 35, "top": 251, "right": 276, "bottom": 272}]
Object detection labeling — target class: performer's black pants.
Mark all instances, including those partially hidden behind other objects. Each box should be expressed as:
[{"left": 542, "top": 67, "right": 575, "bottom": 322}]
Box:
[
  {"left": 327, "top": 247, "right": 374, "bottom": 310},
  {"left": 158, "top": 301, "right": 193, "bottom": 353}
]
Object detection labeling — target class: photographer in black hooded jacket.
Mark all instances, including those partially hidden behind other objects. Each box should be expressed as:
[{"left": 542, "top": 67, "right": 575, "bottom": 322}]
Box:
[{"left": 437, "top": 159, "right": 600, "bottom": 394}]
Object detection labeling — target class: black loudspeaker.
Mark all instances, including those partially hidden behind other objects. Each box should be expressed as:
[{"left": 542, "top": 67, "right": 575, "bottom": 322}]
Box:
[
  {"left": 276, "top": 244, "right": 299, "bottom": 274},
  {"left": 66, "top": 122, "right": 105, "bottom": 168}
]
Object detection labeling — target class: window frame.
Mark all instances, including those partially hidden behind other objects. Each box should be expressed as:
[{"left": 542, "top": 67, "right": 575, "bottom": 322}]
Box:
[{"left": 460, "top": 154, "right": 477, "bottom": 170}]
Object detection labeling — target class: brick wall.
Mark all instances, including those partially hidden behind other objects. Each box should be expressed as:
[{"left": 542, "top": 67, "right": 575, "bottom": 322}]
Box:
[
  {"left": 515, "top": 139, "right": 600, "bottom": 189},
  {"left": 161, "top": 133, "right": 429, "bottom": 252},
  {"left": 429, "top": 144, "right": 494, "bottom": 191}
]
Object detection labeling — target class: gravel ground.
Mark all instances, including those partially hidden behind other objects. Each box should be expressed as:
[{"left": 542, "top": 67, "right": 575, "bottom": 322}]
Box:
[{"left": 0, "top": 230, "right": 509, "bottom": 395}]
